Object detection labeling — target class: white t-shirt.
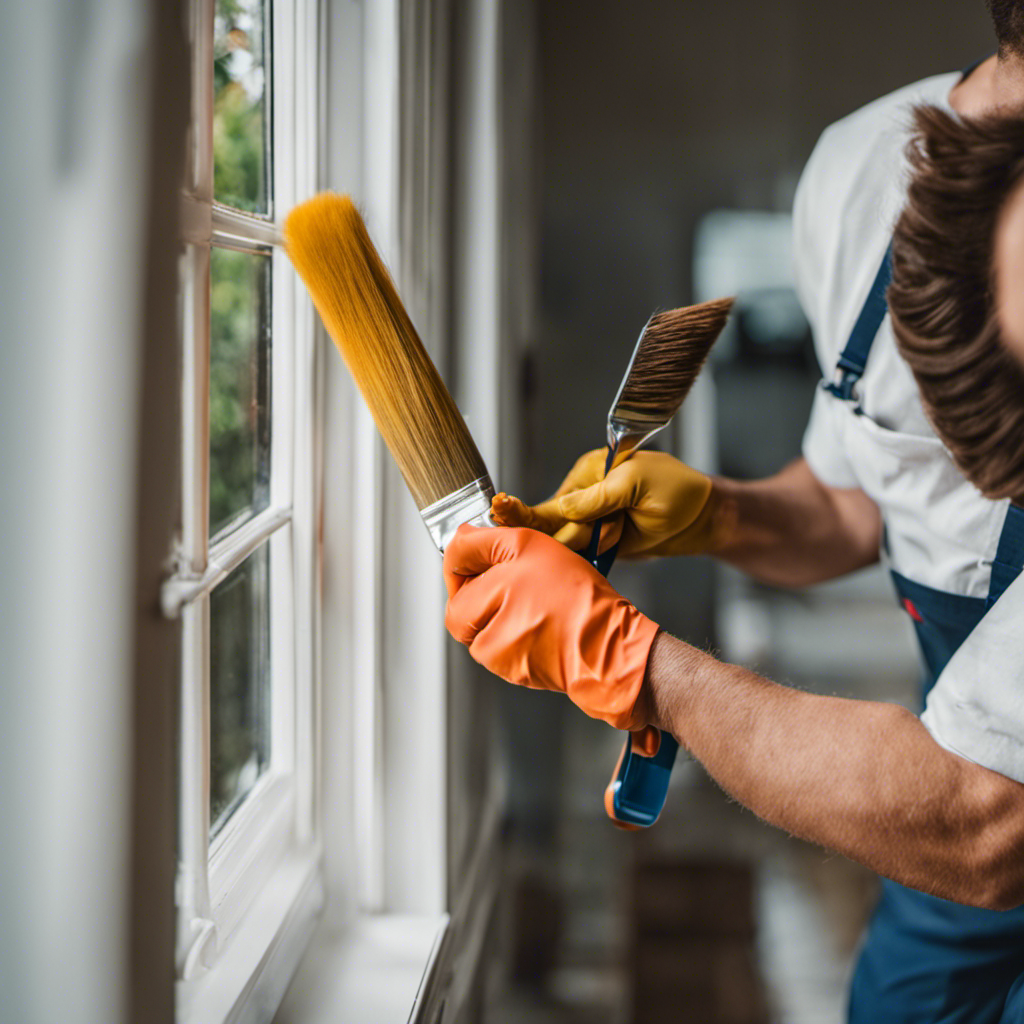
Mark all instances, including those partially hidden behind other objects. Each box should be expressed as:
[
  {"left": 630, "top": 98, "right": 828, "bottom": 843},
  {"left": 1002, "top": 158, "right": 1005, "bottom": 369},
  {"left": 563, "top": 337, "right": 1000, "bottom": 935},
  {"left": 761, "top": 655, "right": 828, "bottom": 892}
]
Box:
[{"left": 794, "top": 72, "right": 1024, "bottom": 784}]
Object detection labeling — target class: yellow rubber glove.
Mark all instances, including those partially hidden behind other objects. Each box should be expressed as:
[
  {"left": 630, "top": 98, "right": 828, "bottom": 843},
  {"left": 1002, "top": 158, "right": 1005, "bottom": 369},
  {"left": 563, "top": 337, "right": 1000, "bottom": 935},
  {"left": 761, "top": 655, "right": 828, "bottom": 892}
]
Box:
[
  {"left": 443, "top": 524, "right": 661, "bottom": 751},
  {"left": 492, "top": 448, "right": 716, "bottom": 558}
]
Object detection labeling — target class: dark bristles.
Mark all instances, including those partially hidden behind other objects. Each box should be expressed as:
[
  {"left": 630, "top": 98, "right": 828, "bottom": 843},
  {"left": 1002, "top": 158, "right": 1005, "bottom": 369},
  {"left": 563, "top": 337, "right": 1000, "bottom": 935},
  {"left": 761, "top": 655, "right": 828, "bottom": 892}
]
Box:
[
  {"left": 285, "top": 193, "right": 488, "bottom": 509},
  {"left": 615, "top": 297, "right": 734, "bottom": 424}
]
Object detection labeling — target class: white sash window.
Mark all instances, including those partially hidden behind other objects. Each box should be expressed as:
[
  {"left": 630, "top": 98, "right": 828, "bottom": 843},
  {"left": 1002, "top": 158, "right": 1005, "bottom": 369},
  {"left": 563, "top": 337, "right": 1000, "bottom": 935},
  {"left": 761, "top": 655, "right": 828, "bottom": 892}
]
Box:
[{"left": 166, "top": 1, "right": 323, "bottom": 1019}]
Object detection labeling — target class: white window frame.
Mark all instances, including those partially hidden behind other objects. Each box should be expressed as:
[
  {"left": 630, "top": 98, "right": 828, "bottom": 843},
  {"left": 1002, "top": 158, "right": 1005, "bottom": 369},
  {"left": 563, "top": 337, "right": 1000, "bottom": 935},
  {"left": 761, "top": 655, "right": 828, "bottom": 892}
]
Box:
[
  {"left": 163, "top": 0, "right": 324, "bottom": 1020},
  {"left": 267, "top": 0, "right": 538, "bottom": 1019}
]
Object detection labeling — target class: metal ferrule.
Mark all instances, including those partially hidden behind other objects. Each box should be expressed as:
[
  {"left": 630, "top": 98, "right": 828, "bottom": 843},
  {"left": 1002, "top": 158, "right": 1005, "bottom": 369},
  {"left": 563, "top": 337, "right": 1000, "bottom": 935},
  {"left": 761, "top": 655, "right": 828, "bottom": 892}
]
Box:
[
  {"left": 604, "top": 312, "right": 669, "bottom": 456},
  {"left": 605, "top": 420, "right": 647, "bottom": 469},
  {"left": 420, "top": 475, "right": 497, "bottom": 553}
]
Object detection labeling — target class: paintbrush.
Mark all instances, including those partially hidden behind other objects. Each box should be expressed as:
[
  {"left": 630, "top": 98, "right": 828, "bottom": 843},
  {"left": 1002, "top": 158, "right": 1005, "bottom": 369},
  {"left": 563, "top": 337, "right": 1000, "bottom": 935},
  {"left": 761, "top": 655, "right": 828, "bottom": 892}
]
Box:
[
  {"left": 593, "top": 297, "right": 732, "bottom": 827},
  {"left": 284, "top": 192, "right": 495, "bottom": 551},
  {"left": 494, "top": 298, "right": 732, "bottom": 827}
]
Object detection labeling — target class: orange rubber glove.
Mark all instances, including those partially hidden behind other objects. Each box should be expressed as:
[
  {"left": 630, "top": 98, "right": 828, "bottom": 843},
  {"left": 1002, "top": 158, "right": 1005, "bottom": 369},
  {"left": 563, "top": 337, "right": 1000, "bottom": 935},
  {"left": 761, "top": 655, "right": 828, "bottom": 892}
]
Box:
[
  {"left": 443, "top": 524, "right": 661, "bottom": 741},
  {"left": 491, "top": 448, "right": 716, "bottom": 558}
]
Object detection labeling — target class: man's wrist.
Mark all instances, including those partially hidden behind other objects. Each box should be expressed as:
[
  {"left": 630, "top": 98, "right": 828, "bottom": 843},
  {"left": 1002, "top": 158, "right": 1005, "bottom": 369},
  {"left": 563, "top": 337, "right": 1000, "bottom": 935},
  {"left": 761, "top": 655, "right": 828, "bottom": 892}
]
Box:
[
  {"left": 636, "top": 630, "right": 705, "bottom": 745},
  {"left": 702, "top": 477, "right": 741, "bottom": 557},
  {"left": 663, "top": 477, "right": 735, "bottom": 558}
]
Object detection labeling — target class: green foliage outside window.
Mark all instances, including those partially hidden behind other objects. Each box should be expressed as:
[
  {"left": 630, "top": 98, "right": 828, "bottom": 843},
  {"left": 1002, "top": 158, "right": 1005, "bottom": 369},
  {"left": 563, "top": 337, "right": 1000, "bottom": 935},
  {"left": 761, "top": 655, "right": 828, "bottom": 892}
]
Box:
[
  {"left": 210, "top": 543, "right": 270, "bottom": 833},
  {"left": 210, "top": 247, "right": 271, "bottom": 537},
  {"left": 214, "top": 0, "right": 269, "bottom": 215}
]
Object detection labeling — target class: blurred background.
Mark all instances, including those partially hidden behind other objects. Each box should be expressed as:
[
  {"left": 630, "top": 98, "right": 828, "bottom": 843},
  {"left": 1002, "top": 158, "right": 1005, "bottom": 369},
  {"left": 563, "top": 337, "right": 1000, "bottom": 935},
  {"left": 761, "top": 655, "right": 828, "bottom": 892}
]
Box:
[{"left": 0, "top": 2, "right": 998, "bottom": 1023}]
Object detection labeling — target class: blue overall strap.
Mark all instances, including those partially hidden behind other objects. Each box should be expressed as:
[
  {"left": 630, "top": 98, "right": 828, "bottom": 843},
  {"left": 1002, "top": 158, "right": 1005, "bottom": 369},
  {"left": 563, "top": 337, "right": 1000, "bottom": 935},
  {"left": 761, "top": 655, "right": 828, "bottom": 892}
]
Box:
[
  {"left": 824, "top": 242, "right": 893, "bottom": 401},
  {"left": 987, "top": 502, "right": 1024, "bottom": 608}
]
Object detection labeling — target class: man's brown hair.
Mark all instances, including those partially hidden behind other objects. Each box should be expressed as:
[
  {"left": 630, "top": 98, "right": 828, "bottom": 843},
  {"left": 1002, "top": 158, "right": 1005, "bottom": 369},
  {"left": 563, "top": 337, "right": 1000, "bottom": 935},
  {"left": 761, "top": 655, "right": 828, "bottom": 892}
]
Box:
[
  {"left": 888, "top": 104, "right": 1024, "bottom": 504},
  {"left": 988, "top": 0, "right": 1024, "bottom": 59}
]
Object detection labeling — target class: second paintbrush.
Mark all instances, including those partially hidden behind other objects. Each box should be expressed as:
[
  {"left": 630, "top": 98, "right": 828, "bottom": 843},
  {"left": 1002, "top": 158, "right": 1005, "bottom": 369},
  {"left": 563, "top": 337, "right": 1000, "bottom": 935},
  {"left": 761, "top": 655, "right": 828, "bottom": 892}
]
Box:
[{"left": 493, "top": 297, "right": 733, "bottom": 827}]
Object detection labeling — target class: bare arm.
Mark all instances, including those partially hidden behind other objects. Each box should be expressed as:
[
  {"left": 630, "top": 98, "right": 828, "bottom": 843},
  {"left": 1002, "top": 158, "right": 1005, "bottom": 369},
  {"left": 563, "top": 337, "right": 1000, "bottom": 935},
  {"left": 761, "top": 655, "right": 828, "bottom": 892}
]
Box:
[
  {"left": 641, "top": 632, "right": 1024, "bottom": 910},
  {"left": 705, "top": 457, "right": 882, "bottom": 587}
]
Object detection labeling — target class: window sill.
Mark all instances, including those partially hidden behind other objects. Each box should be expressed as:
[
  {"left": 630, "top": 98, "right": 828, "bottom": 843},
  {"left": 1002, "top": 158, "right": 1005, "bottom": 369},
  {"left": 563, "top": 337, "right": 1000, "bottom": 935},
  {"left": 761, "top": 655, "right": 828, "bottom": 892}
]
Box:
[
  {"left": 177, "top": 848, "right": 323, "bottom": 1024},
  {"left": 272, "top": 912, "right": 450, "bottom": 1024}
]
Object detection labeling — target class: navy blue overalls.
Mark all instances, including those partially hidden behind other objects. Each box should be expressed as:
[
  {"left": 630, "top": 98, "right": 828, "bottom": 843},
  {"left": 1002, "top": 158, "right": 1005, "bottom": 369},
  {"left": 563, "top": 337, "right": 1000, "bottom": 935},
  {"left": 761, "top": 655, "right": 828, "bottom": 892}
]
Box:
[{"left": 821, "top": 243, "right": 1024, "bottom": 1023}]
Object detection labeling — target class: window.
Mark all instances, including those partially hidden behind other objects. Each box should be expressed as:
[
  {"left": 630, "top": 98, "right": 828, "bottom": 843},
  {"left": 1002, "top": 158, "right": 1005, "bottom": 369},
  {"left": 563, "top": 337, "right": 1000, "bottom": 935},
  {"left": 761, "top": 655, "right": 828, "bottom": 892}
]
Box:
[{"left": 165, "top": 0, "right": 321, "bottom": 1018}]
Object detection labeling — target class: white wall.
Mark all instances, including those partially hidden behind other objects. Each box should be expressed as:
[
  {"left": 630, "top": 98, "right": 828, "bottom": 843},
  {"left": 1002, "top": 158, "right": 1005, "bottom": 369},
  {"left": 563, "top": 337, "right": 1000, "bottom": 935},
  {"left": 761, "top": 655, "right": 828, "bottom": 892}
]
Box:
[{"left": 0, "top": 1, "right": 179, "bottom": 1021}]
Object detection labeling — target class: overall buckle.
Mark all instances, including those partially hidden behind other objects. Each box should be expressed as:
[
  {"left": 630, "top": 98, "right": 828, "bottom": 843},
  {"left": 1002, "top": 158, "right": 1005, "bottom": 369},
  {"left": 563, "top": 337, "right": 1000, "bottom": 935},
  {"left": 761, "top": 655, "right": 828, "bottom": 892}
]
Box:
[{"left": 824, "top": 368, "right": 860, "bottom": 401}]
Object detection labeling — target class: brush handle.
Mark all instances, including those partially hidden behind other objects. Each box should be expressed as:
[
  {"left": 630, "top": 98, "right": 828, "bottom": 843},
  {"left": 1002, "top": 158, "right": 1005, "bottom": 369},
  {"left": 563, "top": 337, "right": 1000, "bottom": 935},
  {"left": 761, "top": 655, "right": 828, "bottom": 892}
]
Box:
[
  {"left": 604, "top": 729, "right": 679, "bottom": 830},
  {"left": 593, "top": 542, "right": 619, "bottom": 577},
  {"left": 583, "top": 446, "right": 618, "bottom": 570},
  {"left": 585, "top": 520, "right": 621, "bottom": 574},
  {"left": 583, "top": 448, "right": 678, "bottom": 829}
]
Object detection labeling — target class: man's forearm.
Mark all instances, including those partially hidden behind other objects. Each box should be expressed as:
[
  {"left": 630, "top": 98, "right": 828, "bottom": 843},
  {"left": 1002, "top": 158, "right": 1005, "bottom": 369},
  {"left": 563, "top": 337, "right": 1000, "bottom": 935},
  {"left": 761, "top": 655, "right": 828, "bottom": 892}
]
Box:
[
  {"left": 704, "top": 458, "right": 882, "bottom": 586},
  {"left": 642, "top": 631, "right": 1024, "bottom": 910}
]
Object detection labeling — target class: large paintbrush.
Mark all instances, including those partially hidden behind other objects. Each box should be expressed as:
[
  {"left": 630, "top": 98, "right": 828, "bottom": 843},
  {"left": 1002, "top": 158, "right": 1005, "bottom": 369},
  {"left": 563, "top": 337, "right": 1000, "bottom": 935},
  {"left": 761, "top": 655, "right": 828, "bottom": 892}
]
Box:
[{"left": 285, "top": 193, "right": 495, "bottom": 550}]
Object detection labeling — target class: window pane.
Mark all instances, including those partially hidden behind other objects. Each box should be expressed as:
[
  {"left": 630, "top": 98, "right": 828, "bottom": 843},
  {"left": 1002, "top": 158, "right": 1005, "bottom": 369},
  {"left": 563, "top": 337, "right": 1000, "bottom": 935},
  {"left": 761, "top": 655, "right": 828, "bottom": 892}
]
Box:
[
  {"left": 210, "top": 543, "right": 271, "bottom": 834},
  {"left": 214, "top": 0, "right": 271, "bottom": 214},
  {"left": 210, "top": 246, "right": 271, "bottom": 538}
]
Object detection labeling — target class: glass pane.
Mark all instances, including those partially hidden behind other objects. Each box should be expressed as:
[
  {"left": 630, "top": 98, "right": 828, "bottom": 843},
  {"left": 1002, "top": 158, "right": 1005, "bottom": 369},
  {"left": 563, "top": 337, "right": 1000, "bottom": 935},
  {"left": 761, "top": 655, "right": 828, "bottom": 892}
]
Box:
[
  {"left": 214, "top": 0, "right": 271, "bottom": 214},
  {"left": 210, "top": 246, "right": 271, "bottom": 538},
  {"left": 210, "top": 543, "right": 271, "bottom": 834}
]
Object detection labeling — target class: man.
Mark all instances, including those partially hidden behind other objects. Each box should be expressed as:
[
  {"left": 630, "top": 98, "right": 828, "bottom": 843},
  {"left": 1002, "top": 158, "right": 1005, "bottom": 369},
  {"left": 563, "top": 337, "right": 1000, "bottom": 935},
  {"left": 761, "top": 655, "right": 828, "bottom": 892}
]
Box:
[{"left": 445, "top": 9, "right": 1024, "bottom": 1024}]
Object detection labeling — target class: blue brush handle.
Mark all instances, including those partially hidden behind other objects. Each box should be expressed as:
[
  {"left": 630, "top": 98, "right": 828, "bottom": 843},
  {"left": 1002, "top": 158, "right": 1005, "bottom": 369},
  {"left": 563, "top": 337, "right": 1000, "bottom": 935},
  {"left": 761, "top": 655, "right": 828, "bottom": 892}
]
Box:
[
  {"left": 583, "top": 451, "right": 678, "bottom": 829},
  {"left": 593, "top": 541, "right": 619, "bottom": 577},
  {"left": 605, "top": 729, "right": 679, "bottom": 828},
  {"left": 583, "top": 446, "right": 617, "bottom": 569}
]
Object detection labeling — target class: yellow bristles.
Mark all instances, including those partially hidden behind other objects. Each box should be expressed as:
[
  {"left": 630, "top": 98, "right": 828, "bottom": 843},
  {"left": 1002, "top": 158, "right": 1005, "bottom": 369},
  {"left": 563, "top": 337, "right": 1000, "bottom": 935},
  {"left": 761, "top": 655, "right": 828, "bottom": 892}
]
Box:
[{"left": 285, "top": 193, "right": 488, "bottom": 510}]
